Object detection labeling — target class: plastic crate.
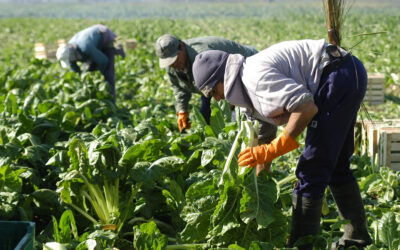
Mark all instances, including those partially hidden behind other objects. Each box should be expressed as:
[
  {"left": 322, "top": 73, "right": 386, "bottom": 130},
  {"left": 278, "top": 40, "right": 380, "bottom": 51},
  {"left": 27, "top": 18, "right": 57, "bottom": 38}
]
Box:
[{"left": 0, "top": 221, "right": 35, "bottom": 250}]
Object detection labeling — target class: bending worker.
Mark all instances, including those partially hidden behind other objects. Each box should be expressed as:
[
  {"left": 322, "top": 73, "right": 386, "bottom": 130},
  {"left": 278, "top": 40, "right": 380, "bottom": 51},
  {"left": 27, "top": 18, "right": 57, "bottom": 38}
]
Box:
[
  {"left": 56, "top": 24, "right": 125, "bottom": 102},
  {"left": 155, "top": 34, "right": 260, "bottom": 132},
  {"left": 192, "top": 39, "right": 372, "bottom": 249}
]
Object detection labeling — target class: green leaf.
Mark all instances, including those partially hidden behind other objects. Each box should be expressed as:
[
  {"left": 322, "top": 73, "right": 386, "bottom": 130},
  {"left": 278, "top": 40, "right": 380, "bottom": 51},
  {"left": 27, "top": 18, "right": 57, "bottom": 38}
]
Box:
[
  {"left": 180, "top": 172, "right": 220, "bottom": 243},
  {"left": 378, "top": 212, "right": 399, "bottom": 247},
  {"left": 201, "top": 148, "right": 216, "bottom": 167},
  {"left": 133, "top": 221, "right": 168, "bottom": 250},
  {"left": 249, "top": 241, "right": 275, "bottom": 250},
  {"left": 240, "top": 171, "right": 278, "bottom": 228},
  {"left": 208, "top": 183, "right": 242, "bottom": 238},
  {"left": 119, "top": 139, "right": 166, "bottom": 167},
  {"left": 58, "top": 210, "right": 79, "bottom": 242}
]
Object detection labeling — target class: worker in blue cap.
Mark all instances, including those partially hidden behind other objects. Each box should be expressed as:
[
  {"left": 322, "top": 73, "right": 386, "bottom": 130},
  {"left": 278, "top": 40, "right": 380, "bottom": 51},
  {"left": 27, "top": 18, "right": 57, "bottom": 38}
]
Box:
[{"left": 192, "top": 39, "right": 372, "bottom": 249}]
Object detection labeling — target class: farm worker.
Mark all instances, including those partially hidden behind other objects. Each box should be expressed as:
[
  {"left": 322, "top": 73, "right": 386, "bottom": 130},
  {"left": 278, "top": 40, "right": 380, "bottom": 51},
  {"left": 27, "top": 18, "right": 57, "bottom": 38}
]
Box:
[
  {"left": 192, "top": 40, "right": 372, "bottom": 249},
  {"left": 56, "top": 24, "right": 125, "bottom": 102},
  {"left": 155, "top": 34, "right": 264, "bottom": 132}
]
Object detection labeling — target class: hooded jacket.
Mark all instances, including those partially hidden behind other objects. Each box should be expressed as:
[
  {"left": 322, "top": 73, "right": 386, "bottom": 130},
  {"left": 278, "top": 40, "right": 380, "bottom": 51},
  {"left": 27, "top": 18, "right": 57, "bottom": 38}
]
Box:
[{"left": 224, "top": 39, "right": 326, "bottom": 125}]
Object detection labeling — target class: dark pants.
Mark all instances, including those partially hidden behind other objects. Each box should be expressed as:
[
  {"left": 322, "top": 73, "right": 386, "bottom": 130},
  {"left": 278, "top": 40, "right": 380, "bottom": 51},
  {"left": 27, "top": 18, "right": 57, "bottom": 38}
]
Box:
[
  {"left": 102, "top": 47, "right": 116, "bottom": 102},
  {"left": 294, "top": 55, "right": 367, "bottom": 199},
  {"left": 200, "top": 96, "right": 211, "bottom": 124},
  {"left": 85, "top": 46, "right": 124, "bottom": 103}
]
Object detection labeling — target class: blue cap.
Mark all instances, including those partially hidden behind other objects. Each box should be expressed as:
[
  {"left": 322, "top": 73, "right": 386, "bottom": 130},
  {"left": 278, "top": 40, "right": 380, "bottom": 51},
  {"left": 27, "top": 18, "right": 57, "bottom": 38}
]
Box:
[{"left": 193, "top": 50, "right": 229, "bottom": 98}]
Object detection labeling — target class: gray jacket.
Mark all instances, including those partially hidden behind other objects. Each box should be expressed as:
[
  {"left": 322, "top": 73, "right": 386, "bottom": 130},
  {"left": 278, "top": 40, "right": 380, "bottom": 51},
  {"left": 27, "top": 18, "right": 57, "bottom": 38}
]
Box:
[
  {"left": 166, "top": 36, "right": 258, "bottom": 112},
  {"left": 224, "top": 39, "right": 327, "bottom": 142}
]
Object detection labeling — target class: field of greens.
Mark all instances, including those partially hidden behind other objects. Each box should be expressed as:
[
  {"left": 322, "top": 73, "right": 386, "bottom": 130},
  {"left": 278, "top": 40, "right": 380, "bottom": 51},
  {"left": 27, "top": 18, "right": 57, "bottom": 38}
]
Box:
[{"left": 1, "top": 1, "right": 400, "bottom": 249}]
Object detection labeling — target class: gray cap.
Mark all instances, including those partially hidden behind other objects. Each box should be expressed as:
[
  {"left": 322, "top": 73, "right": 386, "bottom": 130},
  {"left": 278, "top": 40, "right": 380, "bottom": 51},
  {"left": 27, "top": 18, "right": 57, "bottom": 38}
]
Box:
[
  {"left": 155, "top": 34, "right": 180, "bottom": 68},
  {"left": 193, "top": 50, "right": 229, "bottom": 98}
]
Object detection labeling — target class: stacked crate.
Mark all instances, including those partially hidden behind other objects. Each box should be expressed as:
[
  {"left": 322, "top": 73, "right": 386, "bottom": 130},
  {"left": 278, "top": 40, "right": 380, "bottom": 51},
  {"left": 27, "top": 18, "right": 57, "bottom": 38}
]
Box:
[
  {"left": 57, "top": 39, "right": 67, "bottom": 48},
  {"left": 379, "top": 126, "right": 400, "bottom": 171},
  {"left": 360, "top": 119, "right": 400, "bottom": 170},
  {"left": 34, "top": 43, "right": 48, "bottom": 59},
  {"left": 34, "top": 43, "right": 57, "bottom": 60},
  {"left": 124, "top": 38, "right": 137, "bottom": 50},
  {"left": 364, "top": 73, "right": 385, "bottom": 105}
]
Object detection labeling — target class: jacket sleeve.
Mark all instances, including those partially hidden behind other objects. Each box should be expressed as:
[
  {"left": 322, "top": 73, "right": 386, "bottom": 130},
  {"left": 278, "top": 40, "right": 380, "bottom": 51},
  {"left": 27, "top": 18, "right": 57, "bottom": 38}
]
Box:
[
  {"left": 168, "top": 71, "right": 192, "bottom": 112},
  {"left": 86, "top": 46, "right": 109, "bottom": 74}
]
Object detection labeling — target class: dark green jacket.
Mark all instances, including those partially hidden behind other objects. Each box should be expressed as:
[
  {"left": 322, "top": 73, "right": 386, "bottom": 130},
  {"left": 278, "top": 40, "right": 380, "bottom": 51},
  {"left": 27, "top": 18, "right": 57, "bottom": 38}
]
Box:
[{"left": 166, "top": 36, "right": 258, "bottom": 112}]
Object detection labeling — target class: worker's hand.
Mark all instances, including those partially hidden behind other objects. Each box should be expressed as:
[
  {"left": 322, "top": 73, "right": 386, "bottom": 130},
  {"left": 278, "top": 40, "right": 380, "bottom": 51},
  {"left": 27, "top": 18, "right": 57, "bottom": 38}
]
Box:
[
  {"left": 238, "top": 130, "right": 299, "bottom": 167},
  {"left": 177, "top": 112, "right": 191, "bottom": 132}
]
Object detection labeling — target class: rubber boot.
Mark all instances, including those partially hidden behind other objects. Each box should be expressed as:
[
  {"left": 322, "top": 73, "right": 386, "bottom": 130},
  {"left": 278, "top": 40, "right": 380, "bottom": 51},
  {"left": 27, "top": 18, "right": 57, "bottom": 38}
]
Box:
[
  {"left": 330, "top": 180, "right": 372, "bottom": 249},
  {"left": 288, "top": 194, "right": 323, "bottom": 250}
]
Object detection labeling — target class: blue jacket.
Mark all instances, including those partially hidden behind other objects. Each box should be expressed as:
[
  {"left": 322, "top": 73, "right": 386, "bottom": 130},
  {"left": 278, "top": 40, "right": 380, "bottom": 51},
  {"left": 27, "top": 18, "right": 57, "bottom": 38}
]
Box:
[{"left": 68, "top": 24, "right": 117, "bottom": 74}]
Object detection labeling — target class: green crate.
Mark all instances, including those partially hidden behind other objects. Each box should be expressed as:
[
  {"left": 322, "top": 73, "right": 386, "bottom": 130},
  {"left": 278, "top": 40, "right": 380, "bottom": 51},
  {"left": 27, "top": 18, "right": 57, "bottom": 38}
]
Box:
[{"left": 0, "top": 221, "right": 35, "bottom": 250}]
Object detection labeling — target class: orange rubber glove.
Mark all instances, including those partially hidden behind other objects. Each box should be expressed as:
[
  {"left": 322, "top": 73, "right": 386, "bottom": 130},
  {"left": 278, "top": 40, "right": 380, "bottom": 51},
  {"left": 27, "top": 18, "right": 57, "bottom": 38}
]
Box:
[
  {"left": 238, "top": 130, "right": 299, "bottom": 167},
  {"left": 177, "top": 112, "right": 191, "bottom": 132}
]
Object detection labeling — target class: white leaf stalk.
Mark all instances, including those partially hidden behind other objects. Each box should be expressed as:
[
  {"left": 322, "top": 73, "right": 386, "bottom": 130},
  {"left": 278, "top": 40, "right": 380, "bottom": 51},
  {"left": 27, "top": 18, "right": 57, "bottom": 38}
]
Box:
[
  {"left": 218, "top": 120, "right": 259, "bottom": 186},
  {"left": 239, "top": 120, "right": 259, "bottom": 175}
]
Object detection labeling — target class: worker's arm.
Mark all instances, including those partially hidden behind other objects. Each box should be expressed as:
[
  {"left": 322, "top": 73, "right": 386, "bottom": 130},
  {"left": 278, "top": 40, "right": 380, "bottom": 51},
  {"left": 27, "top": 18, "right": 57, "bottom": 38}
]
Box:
[{"left": 238, "top": 100, "right": 318, "bottom": 167}]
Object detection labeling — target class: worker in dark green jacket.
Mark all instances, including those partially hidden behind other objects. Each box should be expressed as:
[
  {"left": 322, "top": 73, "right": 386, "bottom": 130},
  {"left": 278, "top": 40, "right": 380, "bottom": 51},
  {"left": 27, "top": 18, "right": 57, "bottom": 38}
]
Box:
[
  {"left": 56, "top": 24, "right": 125, "bottom": 102},
  {"left": 155, "top": 34, "right": 258, "bottom": 132}
]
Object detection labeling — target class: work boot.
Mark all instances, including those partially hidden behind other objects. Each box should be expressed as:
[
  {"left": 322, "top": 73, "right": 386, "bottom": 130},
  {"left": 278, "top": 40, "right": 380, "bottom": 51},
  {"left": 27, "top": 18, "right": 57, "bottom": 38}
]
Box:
[
  {"left": 288, "top": 193, "right": 323, "bottom": 250},
  {"left": 330, "top": 180, "right": 372, "bottom": 249}
]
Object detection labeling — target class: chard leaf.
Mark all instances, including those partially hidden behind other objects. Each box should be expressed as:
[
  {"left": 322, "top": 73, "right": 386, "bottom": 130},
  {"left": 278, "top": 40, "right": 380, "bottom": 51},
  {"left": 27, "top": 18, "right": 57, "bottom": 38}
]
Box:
[
  {"left": 0, "top": 165, "right": 22, "bottom": 219},
  {"left": 31, "top": 188, "right": 62, "bottom": 211},
  {"left": 240, "top": 171, "right": 278, "bottom": 228},
  {"left": 162, "top": 179, "right": 185, "bottom": 212},
  {"left": 129, "top": 162, "right": 156, "bottom": 183},
  {"left": 378, "top": 212, "right": 399, "bottom": 247},
  {"left": 201, "top": 148, "right": 216, "bottom": 167},
  {"left": 249, "top": 241, "right": 275, "bottom": 250},
  {"left": 133, "top": 221, "right": 168, "bottom": 250},
  {"left": 151, "top": 156, "right": 184, "bottom": 173},
  {"left": 208, "top": 183, "right": 241, "bottom": 238},
  {"left": 181, "top": 171, "right": 220, "bottom": 242},
  {"left": 119, "top": 139, "right": 166, "bottom": 167}
]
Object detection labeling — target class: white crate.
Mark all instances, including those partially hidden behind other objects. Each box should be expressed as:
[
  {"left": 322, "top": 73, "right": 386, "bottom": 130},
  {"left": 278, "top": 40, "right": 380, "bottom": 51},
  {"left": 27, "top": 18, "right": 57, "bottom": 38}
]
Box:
[
  {"left": 379, "top": 128, "right": 400, "bottom": 171},
  {"left": 364, "top": 73, "right": 385, "bottom": 105},
  {"left": 34, "top": 43, "right": 57, "bottom": 60},
  {"left": 359, "top": 119, "right": 400, "bottom": 166}
]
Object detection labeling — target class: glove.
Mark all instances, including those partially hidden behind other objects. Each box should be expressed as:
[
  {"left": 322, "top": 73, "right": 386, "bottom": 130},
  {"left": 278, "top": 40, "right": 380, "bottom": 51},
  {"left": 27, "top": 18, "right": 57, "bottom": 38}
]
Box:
[
  {"left": 177, "top": 112, "right": 191, "bottom": 132},
  {"left": 238, "top": 130, "right": 299, "bottom": 167}
]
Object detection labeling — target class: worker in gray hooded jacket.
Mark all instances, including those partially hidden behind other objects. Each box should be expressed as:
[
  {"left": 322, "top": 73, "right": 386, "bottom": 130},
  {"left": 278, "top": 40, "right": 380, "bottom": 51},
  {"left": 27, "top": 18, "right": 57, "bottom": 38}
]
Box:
[
  {"left": 192, "top": 39, "right": 372, "bottom": 249},
  {"left": 56, "top": 24, "right": 125, "bottom": 102},
  {"left": 155, "top": 34, "right": 266, "bottom": 132}
]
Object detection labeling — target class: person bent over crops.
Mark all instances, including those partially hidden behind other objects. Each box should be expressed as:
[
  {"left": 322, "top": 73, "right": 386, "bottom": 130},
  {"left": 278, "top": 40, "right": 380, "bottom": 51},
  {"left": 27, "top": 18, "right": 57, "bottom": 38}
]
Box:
[
  {"left": 56, "top": 24, "right": 125, "bottom": 103},
  {"left": 192, "top": 39, "right": 372, "bottom": 250},
  {"left": 155, "top": 34, "right": 262, "bottom": 132}
]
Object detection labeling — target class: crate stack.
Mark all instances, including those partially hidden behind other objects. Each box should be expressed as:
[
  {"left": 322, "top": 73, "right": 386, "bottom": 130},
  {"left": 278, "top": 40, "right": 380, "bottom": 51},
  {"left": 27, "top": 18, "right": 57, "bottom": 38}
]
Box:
[
  {"left": 124, "top": 38, "right": 137, "bottom": 50},
  {"left": 34, "top": 43, "right": 57, "bottom": 60},
  {"left": 34, "top": 43, "right": 48, "bottom": 60},
  {"left": 359, "top": 119, "right": 400, "bottom": 170},
  {"left": 364, "top": 73, "right": 385, "bottom": 105},
  {"left": 34, "top": 39, "right": 66, "bottom": 60}
]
